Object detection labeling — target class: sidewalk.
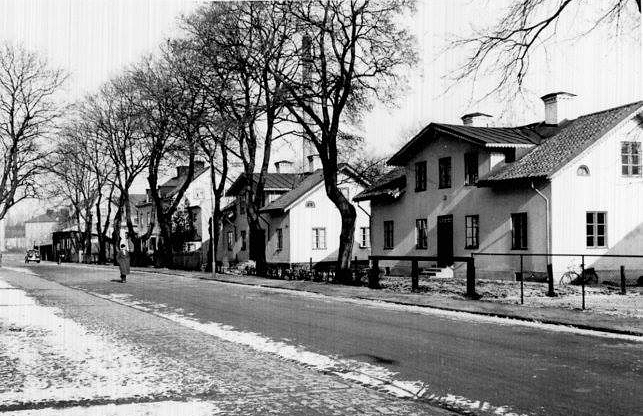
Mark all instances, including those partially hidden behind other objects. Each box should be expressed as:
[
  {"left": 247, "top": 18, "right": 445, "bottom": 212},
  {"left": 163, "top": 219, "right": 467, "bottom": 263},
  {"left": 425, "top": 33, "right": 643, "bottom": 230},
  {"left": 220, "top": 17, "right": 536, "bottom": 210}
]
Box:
[{"left": 65, "top": 262, "right": 643, "bottom": 337}]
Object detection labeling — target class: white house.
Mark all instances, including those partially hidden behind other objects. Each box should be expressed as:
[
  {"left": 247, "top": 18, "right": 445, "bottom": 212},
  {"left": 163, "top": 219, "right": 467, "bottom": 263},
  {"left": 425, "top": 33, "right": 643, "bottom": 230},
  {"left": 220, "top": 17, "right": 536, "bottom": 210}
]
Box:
[
  {"left": 218, "top": 164, "right": 371, "bottom": 270},
  {"left": 136, "top": 161, "right": 216, "bottom": 257},
  {"left": 355, "top": 93, "right": 643, "bottom": 282}
]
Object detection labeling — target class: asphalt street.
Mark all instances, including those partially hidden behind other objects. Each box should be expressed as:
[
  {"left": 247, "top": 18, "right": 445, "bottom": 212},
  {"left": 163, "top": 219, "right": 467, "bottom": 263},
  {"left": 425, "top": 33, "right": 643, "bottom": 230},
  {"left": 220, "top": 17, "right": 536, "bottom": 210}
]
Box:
[{"left": 6, "top": 258, "right": 643, "bottom": 415}]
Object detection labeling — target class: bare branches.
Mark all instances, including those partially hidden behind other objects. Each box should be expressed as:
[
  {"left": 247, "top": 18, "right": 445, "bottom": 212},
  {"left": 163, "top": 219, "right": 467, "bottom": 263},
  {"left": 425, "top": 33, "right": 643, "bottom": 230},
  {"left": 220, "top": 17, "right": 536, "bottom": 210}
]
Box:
[
  {"left": 0, "top": 43, "right": 66, "bottom": 220},
  {"left": 448, "top": 0, "right": 641, "bottom": 101}
]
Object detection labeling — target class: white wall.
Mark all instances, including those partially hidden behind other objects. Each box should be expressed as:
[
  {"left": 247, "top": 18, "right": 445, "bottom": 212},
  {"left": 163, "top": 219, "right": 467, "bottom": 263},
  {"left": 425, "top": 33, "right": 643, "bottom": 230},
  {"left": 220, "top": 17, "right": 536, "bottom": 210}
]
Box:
[
  {"left": 550, "top": 113, "right": 643, "bottom": 279},
  {"left": 371, "top": 134, "right": 548, "bottom": 278},
  {"left": 286, "top": 173, "right": 371, "bottom": 265}
]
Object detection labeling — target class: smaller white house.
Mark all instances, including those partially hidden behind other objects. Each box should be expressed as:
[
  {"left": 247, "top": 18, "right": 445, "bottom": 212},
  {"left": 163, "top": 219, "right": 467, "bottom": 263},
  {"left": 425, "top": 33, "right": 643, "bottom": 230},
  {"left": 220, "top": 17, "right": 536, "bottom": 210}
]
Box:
[{"left": 218, "top": 164, "right": 371, "bottom": 270}]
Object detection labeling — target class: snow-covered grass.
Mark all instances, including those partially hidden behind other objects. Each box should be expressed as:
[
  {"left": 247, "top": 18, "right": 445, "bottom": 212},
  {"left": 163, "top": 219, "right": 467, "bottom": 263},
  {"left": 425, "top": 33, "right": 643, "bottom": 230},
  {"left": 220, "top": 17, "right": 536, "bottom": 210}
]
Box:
[
  {"left": 380, "top": 276, "right": 643, "bottom": 317},
  {"left": 0, "top": 281, "right": 182, "bottom": 407}
]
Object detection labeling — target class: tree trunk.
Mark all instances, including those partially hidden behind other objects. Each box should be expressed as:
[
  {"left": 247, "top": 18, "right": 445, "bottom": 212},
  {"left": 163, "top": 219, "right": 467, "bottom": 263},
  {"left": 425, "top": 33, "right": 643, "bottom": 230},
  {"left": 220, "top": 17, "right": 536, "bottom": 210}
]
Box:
[
  {"left": 111, "top": 197, "right": 124, "bottom": 266},
  {"left": 158, "top": 216, "right": 173, "bottom": 268},
  {"left": 84, "top": 208, "right": 93, "bottom": 263}
]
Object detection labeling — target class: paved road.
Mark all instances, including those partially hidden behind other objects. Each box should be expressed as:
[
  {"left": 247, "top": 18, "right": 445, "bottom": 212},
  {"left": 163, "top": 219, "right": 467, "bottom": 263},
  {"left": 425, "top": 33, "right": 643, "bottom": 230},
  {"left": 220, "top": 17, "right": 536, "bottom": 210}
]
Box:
[{"left": 10, "top": 259, "right": 643, "bottom": 415}]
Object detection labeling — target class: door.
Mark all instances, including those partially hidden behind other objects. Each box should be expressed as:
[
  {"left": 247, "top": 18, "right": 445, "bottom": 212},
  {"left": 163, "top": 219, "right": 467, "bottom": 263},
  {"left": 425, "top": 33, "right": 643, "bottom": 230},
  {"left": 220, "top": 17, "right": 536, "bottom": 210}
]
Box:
[{"left": 437, "top": 215, "right": 453, "bottom": 267}]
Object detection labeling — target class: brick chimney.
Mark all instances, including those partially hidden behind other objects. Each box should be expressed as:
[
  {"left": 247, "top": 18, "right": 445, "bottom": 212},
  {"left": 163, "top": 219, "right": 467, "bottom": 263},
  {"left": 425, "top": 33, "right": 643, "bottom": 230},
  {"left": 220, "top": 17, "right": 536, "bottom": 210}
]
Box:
[
  {"left": 461, "top": 112, "right": 492, "bottom": 127},
  {"left": 541, "top": 92, "right": 576, "bottom": 125}
]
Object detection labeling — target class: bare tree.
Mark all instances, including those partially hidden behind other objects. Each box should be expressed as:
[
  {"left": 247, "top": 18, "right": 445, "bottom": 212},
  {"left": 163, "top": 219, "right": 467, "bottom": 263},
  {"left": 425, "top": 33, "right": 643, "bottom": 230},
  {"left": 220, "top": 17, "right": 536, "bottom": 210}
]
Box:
[
  {"left": 181, "top": 1, "right": 294, "bottom": 275},
  {"left": 269, "top": 0, "right": 417, "bottom": 281},
  {"left": 87, "top": 77, "right": 151, "bottom": 264},
  {"left": 449, "top": 0, "right": 641, "bottom": 101},
  {"left": 0, "top": 43, "right": 66, "bottom": 221}
]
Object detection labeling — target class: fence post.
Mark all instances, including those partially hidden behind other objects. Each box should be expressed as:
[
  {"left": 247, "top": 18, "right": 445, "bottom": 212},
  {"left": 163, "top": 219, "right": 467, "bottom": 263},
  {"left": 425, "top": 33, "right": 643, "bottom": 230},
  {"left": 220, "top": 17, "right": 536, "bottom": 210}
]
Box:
[
  {"left": 580, "top": 256, "right": 585, "bottom": 310},
  {"left": 369, "top": 258, "right": 380, "bottom": 289},
  {"left": 411, "top": 260, "right": 419, "bottom": 292},
  {"left": 620, "top": 265, "right": 626, "bottom": 295},
  {"left": 520, "top": 254, "right": 524, "bottom": 305},
  {"left": 546, "top": 263, "right": 556, "bottom": 297},
  {"left": 465, "top": 256, "right": 479, "bottom": 299}
]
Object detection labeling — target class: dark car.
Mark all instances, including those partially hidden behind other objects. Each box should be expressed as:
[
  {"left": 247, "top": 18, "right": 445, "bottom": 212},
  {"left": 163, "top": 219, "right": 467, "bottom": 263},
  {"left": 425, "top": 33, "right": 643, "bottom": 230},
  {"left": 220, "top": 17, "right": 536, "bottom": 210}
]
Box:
[{"left": 25, "top": 250, "right": 41, "bottom": 263}]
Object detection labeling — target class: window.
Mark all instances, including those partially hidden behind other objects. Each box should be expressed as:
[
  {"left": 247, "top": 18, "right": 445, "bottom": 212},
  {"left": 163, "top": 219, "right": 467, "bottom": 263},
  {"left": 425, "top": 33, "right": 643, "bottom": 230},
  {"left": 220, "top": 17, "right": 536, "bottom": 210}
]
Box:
[
  {"left": 465, "top": 215, "right": 479, "bottom": 249},
  {"left": 415, "top": 219, "right": 428, "bottom": 249},
  {"left": 227, "top": 231, "right": 233, "bottom": 251},
  {"left": 621, "top": 141, "right": 641, "bottom": 176},
  {"left": 276, "top": 228, "right": 283, "bottom": 250},
  {"left": 586, "top": 212, "right": 607, "bottom": 248},
  {"left": 194, "top": 188, "right": 204, "bottom": 200},
  {"left": 438, "top": 157, "right": 452, "bottom": 188},
  {"left": 339, "top": 187, "right": 350, "bottom": 200},
  {"left": 511, "top": 213, "right": 528, "bottom": 250},
  {"left": 383, "top": 221, "right": 394, "bottom": 249},
  {"left": 415, "top": 161, "right": 427, "bottom": 191},
  {"left": 305, "top": 201, "right": 315, "bottom": 208},
  {"left": 464, "top": 152, "right": 478, "bottom": 185},
  {"left": 240, "top": 230, "right": 247, "bottom": 251},
  {"left": 312, "top": 228, "right": 326, "bottom": 250},
  {"left": 360, "top": 227, "right": 370, "bottom": 248},
  {"left": 577, "top": 165, "right": 590, "bottom": 176}
]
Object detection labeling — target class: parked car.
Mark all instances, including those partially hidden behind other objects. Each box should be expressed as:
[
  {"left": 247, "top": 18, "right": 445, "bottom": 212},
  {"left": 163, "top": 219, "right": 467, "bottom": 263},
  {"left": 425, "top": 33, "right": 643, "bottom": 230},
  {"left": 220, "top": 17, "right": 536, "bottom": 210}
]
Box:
[{"left": 25, "top": 250, "right": 41, "bottom": 264}]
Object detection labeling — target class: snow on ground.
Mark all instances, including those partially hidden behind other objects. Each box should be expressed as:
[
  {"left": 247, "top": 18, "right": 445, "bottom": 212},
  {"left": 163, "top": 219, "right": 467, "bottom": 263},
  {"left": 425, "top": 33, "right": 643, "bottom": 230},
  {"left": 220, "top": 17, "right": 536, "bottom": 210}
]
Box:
[
  {"left": 85, "top": 290, "right": 528, "bottom": 416},
  {"left": 0, "top": 280, "right": 183, "bottom": 407},
  {"left": 2, "top": 400, "right": 220, "bottom": 416},
  {"left": 380, "top": 276, "right": 643, "bottom": 318}
]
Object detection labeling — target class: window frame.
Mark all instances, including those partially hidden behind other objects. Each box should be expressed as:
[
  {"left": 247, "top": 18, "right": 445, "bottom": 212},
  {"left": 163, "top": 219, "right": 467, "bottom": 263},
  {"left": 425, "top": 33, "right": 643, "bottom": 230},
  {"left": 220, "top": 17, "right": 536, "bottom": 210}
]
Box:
[
  {"left": 464, "top": 152, "right": 479, "bottom": 186},
  {"left": 240, "top": 230, "right": 247, "bottom": 251},
  {"left": 414, "top": 161, "right": 427, "bottom": 192},
  {"left": 510, "top": 213, "right": 528, "bottom": 250},
  {"left": 312, "top": 227, "right": 327, "bottom": 250},
  {"left": 586, "top": 211, "right": 607, "bottom": 248},
  {"left": 383, "top": 221, "right": 394, "bottom": 249},
  {"left": 360, "top": 226, "right": 370, "bottom": 248},
  {"left": 415, "top": 218, "right": 428, "bottom": 249},
  {"left": 276, "top": 228, "right": 283, "bottom": 251},
  {"left": 438, "top": 157, "right": 452, "bottom": 189},
  {"left": 621, "top": 141, "right": 642, "bottom": 177},
  {"left": 465, "top": 215, "right": 479, "bottom": 249},
  {"left": 226, "top": 231, "right": 233, "bottom": 251}
]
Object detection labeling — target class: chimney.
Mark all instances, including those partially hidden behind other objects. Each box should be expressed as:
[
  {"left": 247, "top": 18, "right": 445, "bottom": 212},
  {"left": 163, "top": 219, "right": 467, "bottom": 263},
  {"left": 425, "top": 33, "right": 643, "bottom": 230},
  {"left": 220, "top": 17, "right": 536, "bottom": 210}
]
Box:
[
  {"left": 541, "top": 92, "right": 576, "bottom": 125},
  {"left": 274, "top": 160, "right": 294, "bottom": 174},
  {"left": 461, "top": 112, "right": 492, "bottom": 127}
]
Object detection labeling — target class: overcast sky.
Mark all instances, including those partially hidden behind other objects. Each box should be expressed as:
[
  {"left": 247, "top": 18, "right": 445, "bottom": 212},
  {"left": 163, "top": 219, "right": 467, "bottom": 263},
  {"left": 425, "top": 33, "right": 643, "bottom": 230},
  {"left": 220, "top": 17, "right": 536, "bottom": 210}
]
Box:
[{"left": 1, "top": 0, "right": 640, "bottom": 218}]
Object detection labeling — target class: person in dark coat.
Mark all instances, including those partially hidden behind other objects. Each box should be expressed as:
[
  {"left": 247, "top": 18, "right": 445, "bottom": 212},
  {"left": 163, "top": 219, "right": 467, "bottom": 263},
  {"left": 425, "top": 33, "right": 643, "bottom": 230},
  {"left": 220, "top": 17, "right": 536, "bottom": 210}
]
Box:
[{"left": 116, "top": 244, "right": 130, "bottom": 283}]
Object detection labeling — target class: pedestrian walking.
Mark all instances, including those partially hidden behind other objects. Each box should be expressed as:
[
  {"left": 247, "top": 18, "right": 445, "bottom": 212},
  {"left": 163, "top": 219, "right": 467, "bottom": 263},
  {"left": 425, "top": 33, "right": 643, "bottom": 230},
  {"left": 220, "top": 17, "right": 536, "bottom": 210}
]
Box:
[{"left": 116, "top": 243, "right": 130, "bottom": 283}]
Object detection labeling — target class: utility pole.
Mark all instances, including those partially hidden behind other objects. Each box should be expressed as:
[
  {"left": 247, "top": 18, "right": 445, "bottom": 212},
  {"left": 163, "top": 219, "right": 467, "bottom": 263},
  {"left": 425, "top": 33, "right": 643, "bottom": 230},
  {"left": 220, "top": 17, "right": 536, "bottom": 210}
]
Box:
[{"left": 210, "top": 163, "right": 217, "bottom": 280}]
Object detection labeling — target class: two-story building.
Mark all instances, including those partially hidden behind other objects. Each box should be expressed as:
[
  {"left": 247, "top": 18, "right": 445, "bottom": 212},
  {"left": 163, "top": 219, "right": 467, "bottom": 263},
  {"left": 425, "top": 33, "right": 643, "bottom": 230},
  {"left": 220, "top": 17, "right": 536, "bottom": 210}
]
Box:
[
  {"left": 218, "top": 162, "right": 371, "bottom": 270},
  {"left": 356, "top": 93, "right": 643, "bottom": 281}
]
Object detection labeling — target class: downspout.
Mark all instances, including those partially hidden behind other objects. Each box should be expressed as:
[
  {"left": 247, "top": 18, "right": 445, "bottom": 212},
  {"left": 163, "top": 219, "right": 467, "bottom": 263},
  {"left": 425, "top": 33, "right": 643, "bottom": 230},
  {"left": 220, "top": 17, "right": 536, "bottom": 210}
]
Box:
[{"left": 531, "top": 181, "right": 550, "bottom": 264}]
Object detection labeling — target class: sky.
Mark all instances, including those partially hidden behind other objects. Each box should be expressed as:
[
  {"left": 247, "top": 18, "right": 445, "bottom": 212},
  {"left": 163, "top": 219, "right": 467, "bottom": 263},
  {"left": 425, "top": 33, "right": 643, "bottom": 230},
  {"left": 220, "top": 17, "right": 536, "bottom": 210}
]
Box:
[{"left": 0, "top": 0, "right": 641, "bottom": 220}]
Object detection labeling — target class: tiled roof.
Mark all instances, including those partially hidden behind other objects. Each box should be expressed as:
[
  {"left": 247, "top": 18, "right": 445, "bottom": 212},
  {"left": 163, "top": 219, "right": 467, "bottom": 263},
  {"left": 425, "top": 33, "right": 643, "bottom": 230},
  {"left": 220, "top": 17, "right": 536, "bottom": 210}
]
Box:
[
  {"left": 479, "top": 101, "right": 643, "bottom": 184},
  {"left": 260, "top": 170, "right": 324, "bottom": 212},
  {"left": 353, "top": 167, "right": 406, "bottom": 202},
  {"left": 388, "top": 121, "right": 561, "bottom": 166},
  {"left": 226, "top": 172, "right": 304, "bottom": 197}
]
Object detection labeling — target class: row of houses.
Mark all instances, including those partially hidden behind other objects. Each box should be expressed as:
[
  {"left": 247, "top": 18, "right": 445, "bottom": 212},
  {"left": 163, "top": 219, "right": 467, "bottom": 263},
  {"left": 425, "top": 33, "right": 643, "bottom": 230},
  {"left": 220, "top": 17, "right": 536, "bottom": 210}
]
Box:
[{"left": 13, "top": 92, "right": 643, "bottom": 283}]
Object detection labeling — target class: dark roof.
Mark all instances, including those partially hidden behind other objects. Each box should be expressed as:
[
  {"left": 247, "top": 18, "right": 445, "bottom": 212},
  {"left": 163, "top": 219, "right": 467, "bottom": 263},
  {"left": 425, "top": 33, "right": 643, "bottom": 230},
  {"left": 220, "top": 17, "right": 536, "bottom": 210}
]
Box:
[
  {"left": 260, "top": 170, "right": 324, "bottom": 212},
  {"left": 479, "top": 101, "right": 643, "bottom": 185},
  {"left": 25, "top": 212, "right": 61, "bottom": 224},
  {"left": 388, "top": 121, "right": 562, "bottom": 166},
  {"left": 226, "top": 172, "right": 304, "bottom": 197},
  {"left": 353, "top": 167, "right": 406, "bottom": 202}
]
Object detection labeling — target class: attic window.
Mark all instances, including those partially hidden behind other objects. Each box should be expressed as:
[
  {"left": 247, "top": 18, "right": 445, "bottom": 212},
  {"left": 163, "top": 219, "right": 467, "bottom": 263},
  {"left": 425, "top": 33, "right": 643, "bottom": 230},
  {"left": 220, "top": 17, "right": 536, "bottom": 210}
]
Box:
[
  {"left": 577, "top": 165, "right": 590, "bottom": 176},
  {"left": 305, "top": 201, "right": 315, "bottom": 208}
]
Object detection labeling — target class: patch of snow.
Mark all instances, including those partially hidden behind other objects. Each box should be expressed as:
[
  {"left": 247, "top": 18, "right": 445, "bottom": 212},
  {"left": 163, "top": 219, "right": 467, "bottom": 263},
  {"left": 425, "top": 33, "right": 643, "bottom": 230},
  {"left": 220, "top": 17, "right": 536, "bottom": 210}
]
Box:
[
  {"left": 0, "top": 280, "right": 182, "bottom": 406},
  {"left": 2, "top": 400, "right": 220, "bottom": 416},
  {"left": 88, "top": 291, "right": 527, "bottom": 415}
]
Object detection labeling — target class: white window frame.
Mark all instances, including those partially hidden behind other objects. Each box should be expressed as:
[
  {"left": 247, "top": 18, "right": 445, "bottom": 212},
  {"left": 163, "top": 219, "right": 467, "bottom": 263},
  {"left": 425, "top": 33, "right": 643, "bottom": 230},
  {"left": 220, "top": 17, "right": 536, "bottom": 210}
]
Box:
[
  {"left": 621, "top": 141, "right": 642, "bottom": 176},
  {"left": 586, "top": 211, "right": 607, "bottom": 248},
  {"left": 312, "top": 227, "right": 327, "bottom": 250},
  {"left": 276, "top": 228, "right": 283, "bottom": 250},
  {"left": 360, "top": 227, "right": 370, "bottom": 248}
]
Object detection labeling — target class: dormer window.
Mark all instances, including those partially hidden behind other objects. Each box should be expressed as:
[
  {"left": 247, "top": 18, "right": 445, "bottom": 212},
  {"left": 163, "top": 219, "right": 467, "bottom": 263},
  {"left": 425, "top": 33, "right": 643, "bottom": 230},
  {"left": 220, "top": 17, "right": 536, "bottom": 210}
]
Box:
[{"left": 577, "top": 165, "right": 590, "bottom": 176}]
